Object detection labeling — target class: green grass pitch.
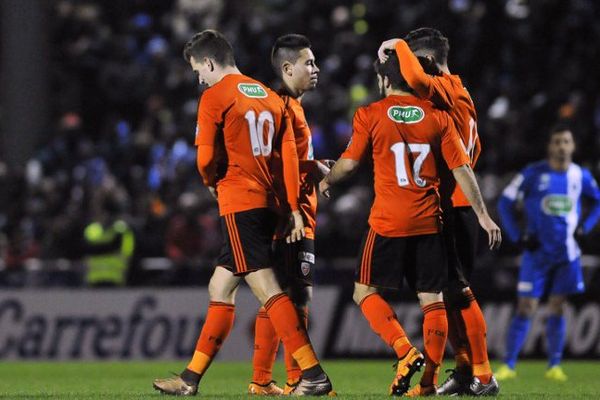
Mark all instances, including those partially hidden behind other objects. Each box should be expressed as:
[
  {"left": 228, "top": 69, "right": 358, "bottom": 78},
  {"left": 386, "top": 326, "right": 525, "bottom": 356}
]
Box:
[{"left": 0, "top": 360, "right": 596, "bottom": 399}]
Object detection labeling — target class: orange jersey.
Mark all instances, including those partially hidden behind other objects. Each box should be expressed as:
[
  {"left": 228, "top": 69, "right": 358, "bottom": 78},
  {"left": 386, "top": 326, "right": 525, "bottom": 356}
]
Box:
[
  {"left": 277, "top": 94, "right": 317, "bottom": 239},
  {"left": 395, "top": 39, "right": 481, "bottom": 207},
  {"left": 341, "top": 95, "right": 469, "bottom": 237},
  {"left": 195, "top": 74, "right": 299, "bottom": 216}
]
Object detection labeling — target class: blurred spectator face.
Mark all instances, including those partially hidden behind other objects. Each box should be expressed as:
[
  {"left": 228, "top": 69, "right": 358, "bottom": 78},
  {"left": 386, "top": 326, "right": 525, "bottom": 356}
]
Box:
[
  {"left": 189, "top": 56, "right": 216, "bottom": 87},
  {"left": 547, "top": 130, "right": 575, "bottom": 163},
  {"left": 288, "top": 48, "right": 320, "bottom": 92}
]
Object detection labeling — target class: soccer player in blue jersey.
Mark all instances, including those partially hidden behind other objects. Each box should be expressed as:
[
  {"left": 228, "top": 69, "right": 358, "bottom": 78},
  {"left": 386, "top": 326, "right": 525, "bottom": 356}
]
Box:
[{"left": 496, "top": 124, "right": 600, "bottom": 381}]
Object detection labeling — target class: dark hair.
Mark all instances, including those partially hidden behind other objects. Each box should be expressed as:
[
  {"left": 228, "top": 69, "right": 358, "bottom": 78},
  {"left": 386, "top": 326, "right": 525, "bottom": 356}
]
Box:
[
  {"left": 271, "top": 34, "right": 312, "bottom": 77},
  {"left": 404, "top": 27, "right": 450, "bottom": 65},
  {"left": 373, "top": 50, "right": 412, "bottom": 92},
  {"left": 548, "top": 122, "right": 574, "bottom": 141},
  {"left": 183, "top": 30, "right": 236, "bottom": 67}
]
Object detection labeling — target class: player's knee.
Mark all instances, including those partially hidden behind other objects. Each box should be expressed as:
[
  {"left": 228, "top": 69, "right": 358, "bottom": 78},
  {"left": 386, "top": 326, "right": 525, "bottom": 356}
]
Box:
[
  {"left": 353, "top": 283, "right": 376, "bottom": 305},
  {"left": 288, "top": 285, "right": 312, "bottom": 307},
  {"left": 516, "top": 297, "right": 538, "bottom": 317},
  {"left": 547, "top": 296, "right": 566, "bottom": 315},
  {"left": 208, "top": 277, "right": 237, "bottom": 303},
  {"left": 417, "top": 291, "right": 444, "bottom": 307},
  {"left": 443, "top": 283, "right": 471, "bottom": 310},
  {"left": 245, "top": 269, "right": 284, "bottom": 305}
]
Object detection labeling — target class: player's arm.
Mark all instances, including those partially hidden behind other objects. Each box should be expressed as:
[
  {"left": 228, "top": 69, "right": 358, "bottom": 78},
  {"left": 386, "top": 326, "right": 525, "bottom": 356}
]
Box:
[
  {"left": 319, "top": 108, "right": 370, "bottom": 197},
  {"left": 319, "top": 158, "right": 359, "bottom": 198},
  {"left": 579, "top": 169, "right": 600, "bottom": 234},
  {"left": 280, "top": 111, "right": 305, "bottom": 243},
  {"left": 497, "top": 172, "right": 526, "bottom": 243},
  {"left": 195, "top": 91, "right": 222, "bottom": 191},
  {"left": 440, "top": 115, "right": 501, "bottom": 249}
]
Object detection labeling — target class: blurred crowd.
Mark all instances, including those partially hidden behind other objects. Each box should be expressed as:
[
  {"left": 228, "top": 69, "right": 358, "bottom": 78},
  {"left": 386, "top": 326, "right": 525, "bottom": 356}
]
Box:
[{"left": 1, "top": 0, "right": 600, "bottom": 286}]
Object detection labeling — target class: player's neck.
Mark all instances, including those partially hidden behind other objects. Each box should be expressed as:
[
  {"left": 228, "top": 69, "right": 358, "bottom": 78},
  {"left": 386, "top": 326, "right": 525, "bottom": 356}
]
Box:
[
  {"left": 386, "top": 88, "right": 412, "bottom": 97},
  {"left": 214, "top": 66, "right": 241, "bottom": 83},
  {"left": 548, "top": 158, "right": 571, "bottom": 172},
  {"left": 281, "top": 81, "right": 303, "bottom": 99},
  {"left": 439, "top": 64, "right": 450, "bottom": 74}
]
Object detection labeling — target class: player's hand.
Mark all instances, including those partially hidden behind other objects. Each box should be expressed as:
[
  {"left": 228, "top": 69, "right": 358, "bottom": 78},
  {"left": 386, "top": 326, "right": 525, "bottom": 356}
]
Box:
[
  {"left": 478, "top": 214, "right": 502, "bottom": 250},
  {"left": 208, "top": 186, "right": 218, "bottom": 200},
  {"left": 518, "top": 233, "right": 540, "bottom": 251},
  {"left": 286, "top": 210, "right": 306, "bottom": 243},
  {"left": 378, "top": 38, "right": 401, "bottom": 63},
  {"left": 319, "top": 179, "right": 331, "bottom": 198},
  {"left": 312, "top": 160, "right": 334, "bottom": 182}
]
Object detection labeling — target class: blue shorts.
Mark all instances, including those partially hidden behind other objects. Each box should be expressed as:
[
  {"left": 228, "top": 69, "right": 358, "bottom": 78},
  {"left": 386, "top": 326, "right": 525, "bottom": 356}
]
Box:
[{"left": 517, "top": 252, "right": 585, "bottom": 298}]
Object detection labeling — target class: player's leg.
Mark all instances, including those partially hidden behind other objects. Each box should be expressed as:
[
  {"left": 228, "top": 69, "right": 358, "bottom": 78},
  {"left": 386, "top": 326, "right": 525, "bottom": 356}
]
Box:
[
  {"left": 440, "top": 207, "right": 494, "bottom": 394},
  {"left": 496, "top": 252, "right": 544, "bottom": 380},
  {"left": 353, "top": 229, "right": 424, "bottom": 396},
  {"left": 544, "top": 294, "right": 568, "bottom": 381},
  {"left": 281, "top": 239, "right": 314, "bottom": 392},
  {"left": 405, "top": 234, "right": 449, "bottom": 397},
  {"left": 153, "top": 266, "right": 241, "bottom": 395},
  {"left": 245, "top": 269, "right": 332, "bottom": 396},
  {"left": 544, "top": 257, "right": 584, "bottom": 381}
]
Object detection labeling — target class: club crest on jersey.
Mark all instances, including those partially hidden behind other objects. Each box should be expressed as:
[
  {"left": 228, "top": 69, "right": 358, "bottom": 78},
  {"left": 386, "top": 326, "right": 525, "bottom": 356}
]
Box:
[
  {"left": 387, "top": 106, "right": 424, "bottom": 124},
  {"left": 541, "top": 194, "right": 573, "bottom": 216},
  {"left": 301, "top": 262, "right": 311, "bottom": 276},
  {"left": 237, "top": 83, "right": 267, "bottom": 98}
]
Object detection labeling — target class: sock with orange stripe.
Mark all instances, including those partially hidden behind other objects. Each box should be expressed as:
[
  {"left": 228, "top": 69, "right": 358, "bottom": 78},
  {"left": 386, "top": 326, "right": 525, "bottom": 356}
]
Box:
[
  {"left": 263, "top": 293, "right": 324, "bottom": 379},
  {"left": 359, "top": 293, "right": 413, "bottom": 358},
  {"left": 181, "top": 301, "right": 235, "bottom": 385},
  {"left": 283, "top": 307, "right": 308, "bottom": 384},
  {"left": 446, "top": 306, "right": 472, "bottom": 374},
  {"left": 460, "top": 288, "right": 492, "bottom": 384},
  {"left": 251, "top": 307, "right": 280, "bottom": 385},
  {"left": 420, "top": 301, "right": 448, "bottom": 387}
]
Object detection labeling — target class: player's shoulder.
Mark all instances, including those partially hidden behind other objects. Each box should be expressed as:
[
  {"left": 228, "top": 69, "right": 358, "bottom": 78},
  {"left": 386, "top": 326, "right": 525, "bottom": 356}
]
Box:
[
  {"left": 521, "top": 160, "right": 548, "bottom": 178},
  {"left": 211, "top": 74, "right": 284, "bottom": 106}
]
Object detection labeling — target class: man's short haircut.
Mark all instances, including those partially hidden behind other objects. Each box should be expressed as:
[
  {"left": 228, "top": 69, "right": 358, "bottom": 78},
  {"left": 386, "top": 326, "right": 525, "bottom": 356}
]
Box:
[
  {"left": 373, "top": 51, "right": 412, "bottom": 92},
  {"left": 548, "top": 122, "right": 574, "bottom": 142},
  {"left": 271, "top": 34, "right": 311, "bottom": 77},
  {"left": 183, "top": 29, "right": 235, "bottom": 67},
  {"left": 404, "top": 27, "right": 450, "bottom": 65}
]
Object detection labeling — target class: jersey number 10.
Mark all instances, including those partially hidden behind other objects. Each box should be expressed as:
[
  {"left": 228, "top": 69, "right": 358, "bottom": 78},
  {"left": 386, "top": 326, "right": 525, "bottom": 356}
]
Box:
[
  {"left": 390, "top": 142, "right": 431, "bottom": 187},
  {"left": 245, "top": 110, "right": 274, "bottom": 156}
]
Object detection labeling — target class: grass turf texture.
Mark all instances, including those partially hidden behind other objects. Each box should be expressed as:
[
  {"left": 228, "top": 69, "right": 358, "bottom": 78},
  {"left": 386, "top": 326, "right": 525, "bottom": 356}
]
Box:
[{"left": 0, "top": 360, "right": 596, "bottom": 399}]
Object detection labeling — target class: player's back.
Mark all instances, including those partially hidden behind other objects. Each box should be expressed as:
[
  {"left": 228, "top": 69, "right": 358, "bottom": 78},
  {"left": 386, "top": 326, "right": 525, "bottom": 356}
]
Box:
[
  {"left": 344, "top": 94, "right": 469, "bottom": 237},
  {"left": 198, "top": 74, "right": 288, "bottom": 215}
]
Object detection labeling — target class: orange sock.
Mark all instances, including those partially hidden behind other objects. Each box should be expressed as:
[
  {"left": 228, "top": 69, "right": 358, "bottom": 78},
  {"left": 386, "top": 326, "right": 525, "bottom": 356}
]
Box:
[
  {"left": 187, "top": 301, "right": 235, "bottom": 375},
  {"left": 446, "top": 307, "right": 471, "bottom": 372},
  {"left": 283, "top": 307, "right": 307, "bottom": 384},
  {"left": 251, "top": 307, "right": 280, "bottom": 385},
  {"left": 360, "top": 293, "right": 412, "bottom": 358},
  {"left": 420, "top": 301, "right": 448, "bottom": 387},
  {"left": 460, "top": 289, "right": 492, "bottom": 383},
  {"left": 264, "top": 293, "right": 319, "bottom": 371}
]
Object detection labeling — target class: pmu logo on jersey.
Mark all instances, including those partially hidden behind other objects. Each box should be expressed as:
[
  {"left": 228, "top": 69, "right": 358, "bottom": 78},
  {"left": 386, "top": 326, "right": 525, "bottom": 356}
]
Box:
[
  {"left": 542, "top": 194, "right": 573, "bottom": 216},
  {"left": 387, "top": 106, "right": 424, "bottom": 124},
  {"left": 238, "top": 83, "right": 267, "bottom": 98}
]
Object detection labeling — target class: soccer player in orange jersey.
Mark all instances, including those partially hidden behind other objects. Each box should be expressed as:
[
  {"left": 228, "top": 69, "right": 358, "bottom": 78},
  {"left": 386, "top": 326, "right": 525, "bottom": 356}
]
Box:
[
  {"left": 319, "top": 51, "right": 501, "bottom": 396},
  {"left": 152, "top": 30, "right": 333, "bottom": 397},
  {"left": 247, "top": 34, "right": 333, "bottom": 396},
  {"left": 378, "top": 28, "right": 498, "bottom": 396}
]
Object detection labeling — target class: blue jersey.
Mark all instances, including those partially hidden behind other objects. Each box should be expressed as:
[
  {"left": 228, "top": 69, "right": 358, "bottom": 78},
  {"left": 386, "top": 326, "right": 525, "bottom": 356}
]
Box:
[{"left": 498, "top": 161, "right": 600, "bottom": 262}]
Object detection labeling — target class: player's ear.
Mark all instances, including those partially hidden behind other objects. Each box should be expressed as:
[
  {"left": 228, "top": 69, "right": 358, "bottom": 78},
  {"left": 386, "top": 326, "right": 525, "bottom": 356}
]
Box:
[
  {"left": 383, "top": 76, "right": 391, "bottom": 89},
  {"left": 282, "top": 61, "right": 294, "bottom": 77}
]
